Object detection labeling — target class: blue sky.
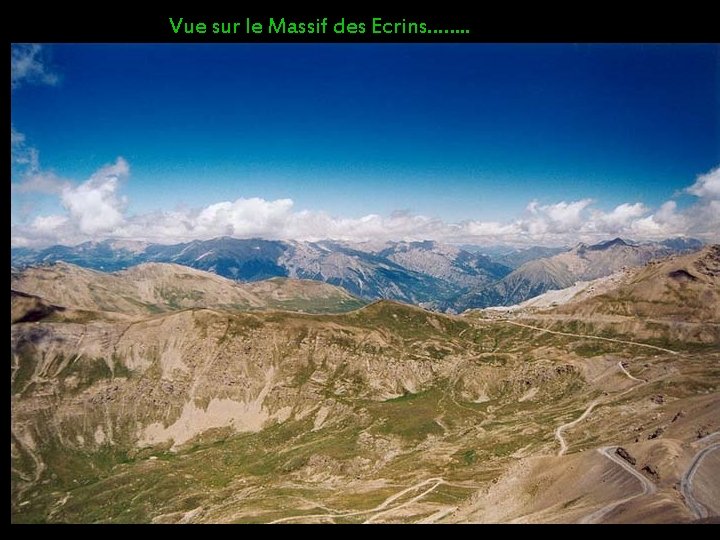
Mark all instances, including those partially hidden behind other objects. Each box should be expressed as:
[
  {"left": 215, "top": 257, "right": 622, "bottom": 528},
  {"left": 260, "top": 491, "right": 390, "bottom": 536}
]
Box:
[{"left": 10, "top": 44, "right": 720, "bottom": 246}]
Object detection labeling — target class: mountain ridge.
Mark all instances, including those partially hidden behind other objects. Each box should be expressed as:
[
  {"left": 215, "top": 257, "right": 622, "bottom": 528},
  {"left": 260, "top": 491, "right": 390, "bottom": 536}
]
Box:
[
  {"left": 11, "top": 261, "right": 366, "bottom": 315},
  {"left": 12, "top": 236, "right": 703, "bottom": 311},
  {"left": 451, "top": 236, "right": 703, "bottom": 311},
  {"left": 556, "top": 244, "right": 720, "bottom": 323}
]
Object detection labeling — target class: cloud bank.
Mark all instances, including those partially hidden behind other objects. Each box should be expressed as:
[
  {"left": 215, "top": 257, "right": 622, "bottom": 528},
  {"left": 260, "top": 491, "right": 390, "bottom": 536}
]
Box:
[
  {"left": 10, "top": 158, "right": 720, "bottom": 248},
  {"left": 686, "top": 166, "right": 720, "bottom": 199}
]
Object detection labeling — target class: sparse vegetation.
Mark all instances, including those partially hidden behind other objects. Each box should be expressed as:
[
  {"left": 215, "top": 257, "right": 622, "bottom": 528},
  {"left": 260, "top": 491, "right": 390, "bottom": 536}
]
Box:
[{"left": 11, "top": 246, "right": 720, "bottom": 523}]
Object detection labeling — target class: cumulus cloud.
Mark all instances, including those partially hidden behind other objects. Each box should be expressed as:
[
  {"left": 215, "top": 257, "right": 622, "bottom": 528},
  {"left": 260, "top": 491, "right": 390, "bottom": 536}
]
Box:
[
  {"left": 31, "top": 214, "right": 69, "bottom": 235},
  {"left": 10, "top": 160, "right": 720, "bottom": 248},
  {"left": 522, "top": 199, "right": 593, "bottom": 235},
  {"left": 587, "top": 202, "right": 649, "bottom": 235},
  {"left": 686, "top": 166, "right": 720, "bottom": 199},
  {"left": 193, "top": 198, "right": 294, "bottom": 238},
  {"left": 60, "top": 158, "right": 129, "bottom": 234},
  {"left": 11, "top": 44, "right": 59, "bottom": 89}
]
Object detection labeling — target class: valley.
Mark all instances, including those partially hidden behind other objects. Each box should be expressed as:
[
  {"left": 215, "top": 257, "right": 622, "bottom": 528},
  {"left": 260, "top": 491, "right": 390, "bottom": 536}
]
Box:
[
  {"left": 10, "top": 245, "right": 720, "bottom": 523},
  {"left": 11, "top": 40, "right": 719, "bottom": 526},
  {"left": 12, "top": 236, "right": 701, "bottom": 312}
]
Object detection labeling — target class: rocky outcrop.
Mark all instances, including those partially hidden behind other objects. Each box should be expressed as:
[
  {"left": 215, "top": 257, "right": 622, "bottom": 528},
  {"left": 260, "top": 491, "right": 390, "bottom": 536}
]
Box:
[
  {"left": 648, "top": 427, "right": 665, "bottom": 440},
  {"left": 615, "top": 447, "right": 636, "bottom": 466},
  {"left": 641, "top": 464, "right": 659, "bottom": 481}
]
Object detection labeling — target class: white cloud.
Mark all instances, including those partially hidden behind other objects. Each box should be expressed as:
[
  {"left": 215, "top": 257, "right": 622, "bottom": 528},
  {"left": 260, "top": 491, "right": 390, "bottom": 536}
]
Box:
[
  {"left": 602, "top": 202, "right": 647, "bottom": 225},
  {"left": 31, "top": 214, "right": 69, "bottom": 234},
  {"left": 685, "top": 199, "right": 720, "bottom": 237},
  {"left": 10, "top": 160, "right": 720, "bottom": 248},
  {"left": 59, "top": 158, "right": 129, "bottom": 234},
  {"left": 465, "top": 220, "right": 518, "bottom": 237},
  {"left": 686, "top": 166, "right": 720, "bottom": 199},
  {"left": 630, "top": 201, "right": 681, "bottom": 236},
  {"left": 522, "top": 199, "right": 593, "bottom": 235},
  {"left": 11, "top": 127, "right": 71, "bottom": 195},
  {"left": 11, "top": 127, "right": 26, "bottom": 147},
  {"left": 11, "top": 126, "right": 39, "bottom": 172},
  {"left": 12, "top": 171, "right": 69, "bottom": 194},
  {"left": 589, "top": 202, "right": 649, "bottom": 234},
  {"left": 11, "top": 127, "right": 69, "bottom": 195},
  {"left": 11, "top": 44, "right": 59, "bottom": 89},
  {"left": 194, "top": 197, "right": 294, "bottom": 237}
]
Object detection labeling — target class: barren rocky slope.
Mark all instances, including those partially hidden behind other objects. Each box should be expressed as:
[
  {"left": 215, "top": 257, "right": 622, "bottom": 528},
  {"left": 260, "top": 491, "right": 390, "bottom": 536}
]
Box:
[
  {"left": 10, "top": 250, "right": 719, "bottom": 524},
  {"left": 11, "top": 262, "right": 365, "bottom": 315},
  {"left": 454, "top": 238, "right": 701, "bottom": 310},
  {"left": 555, "top": 245, "right": 720, "bottom": 323}
]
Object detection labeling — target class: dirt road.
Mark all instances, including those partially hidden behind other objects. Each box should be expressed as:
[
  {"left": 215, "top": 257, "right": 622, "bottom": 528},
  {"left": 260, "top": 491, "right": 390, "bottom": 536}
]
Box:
[
  {"left": 269, "top": 477, "right": 445, "bottom": 524},
  {"left": 503, "top": 320, "right": 679, "bottom": 355},
  {"left": 556, "top": 360, "right": 645, "bottom": 456},
  {"left": 579, "top": 446, "right": 656, "bottom": 524},
  {"left": 680, "top": 434, "right": 720, "bottom": 520},
  {"left": 555, "top": 400, "right": 601, "bottom": 456},
  {"left": 616, "top": 361, "right": 646, "bottom": 383}
]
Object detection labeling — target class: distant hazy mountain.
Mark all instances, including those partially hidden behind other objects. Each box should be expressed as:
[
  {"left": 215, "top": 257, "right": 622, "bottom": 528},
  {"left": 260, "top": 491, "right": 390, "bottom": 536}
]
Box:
[
  {"left": 480, "top": 245, "right": 568, "bottom": 269},
  {"left": 374, "top": 241, "right": 510, "bottom": 288},
  {"left": 11, "top": 240, "right": 149, "bottom": 272},
  {"left": 657, "top": 237, "right": 704, "bottom": 252},
  {"left": 451, "top": 237, "right": 704, "bottom": 311},
  {"left": 11, "top": 237, "right": 510, "bottom": 309},
  {"left": 11, "top": 236, "right": 702, "bottom": 312},
  {"left": 280, "top": 240, "right": 458, "bottom": 305}
]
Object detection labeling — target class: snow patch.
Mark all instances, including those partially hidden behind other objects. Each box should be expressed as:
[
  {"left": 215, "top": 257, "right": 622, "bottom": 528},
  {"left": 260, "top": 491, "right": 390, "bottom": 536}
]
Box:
[{"left": 194, "top": 250, "right": 214, "bottom": 261}]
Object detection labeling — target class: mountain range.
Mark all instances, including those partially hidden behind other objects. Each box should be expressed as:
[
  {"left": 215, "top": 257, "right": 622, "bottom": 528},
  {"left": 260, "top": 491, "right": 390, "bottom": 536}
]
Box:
[
  {"left": 464, "top": 244, "right": 567, "bottom": 269},
  {"left": 11, "top": 236, "right": 703, "bottom": 311},
  {"left": 11, "top": 244, "right": 719, "bottom": 523},
  {"left": 447, "top": 237, "right": 704, "bottom": 311}
]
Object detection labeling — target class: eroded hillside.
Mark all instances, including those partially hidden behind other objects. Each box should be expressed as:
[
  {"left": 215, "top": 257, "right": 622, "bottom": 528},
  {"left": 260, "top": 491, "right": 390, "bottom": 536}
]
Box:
[{"left": 10, "top": 254, "right": 720, "bottom": 523}]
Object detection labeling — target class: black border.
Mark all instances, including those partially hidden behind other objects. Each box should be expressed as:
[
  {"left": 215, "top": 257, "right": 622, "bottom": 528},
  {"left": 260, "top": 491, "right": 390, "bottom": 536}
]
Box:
[
  {"left": 6, "top": 10, "right": 720, "bottom": 42},
  {"left": 8, "top": 7, "right": 719, "bottom": 530}
]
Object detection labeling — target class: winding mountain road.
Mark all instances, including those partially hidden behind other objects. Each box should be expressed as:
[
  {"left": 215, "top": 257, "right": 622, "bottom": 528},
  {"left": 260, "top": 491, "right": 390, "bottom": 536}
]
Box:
[
  {"left": 269, "top": 477, "right": 445, "bottom": 524},
  {"left": 363, "top": 478, "right": 445, "bottom": 524},
  {"left": 680, "top": 433, "right": 720, "bottom": 520},
  {"left": 503, "top": 320, "right": 679, "bottom": 355},
  {"left": 551, "top": 353, "right": 658, "bottom": 523},
  {"left": 579, "top": 446, "right": 657, "bottom": 524},
  {"left": 555, "top": 400, "right": 601, "bottom": 457},
  {"left": 556, "top": 360, "right": 646, "bottom": 456},
  {"left": 616, "top": 361, "right": 646, "bottom": 383}
]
